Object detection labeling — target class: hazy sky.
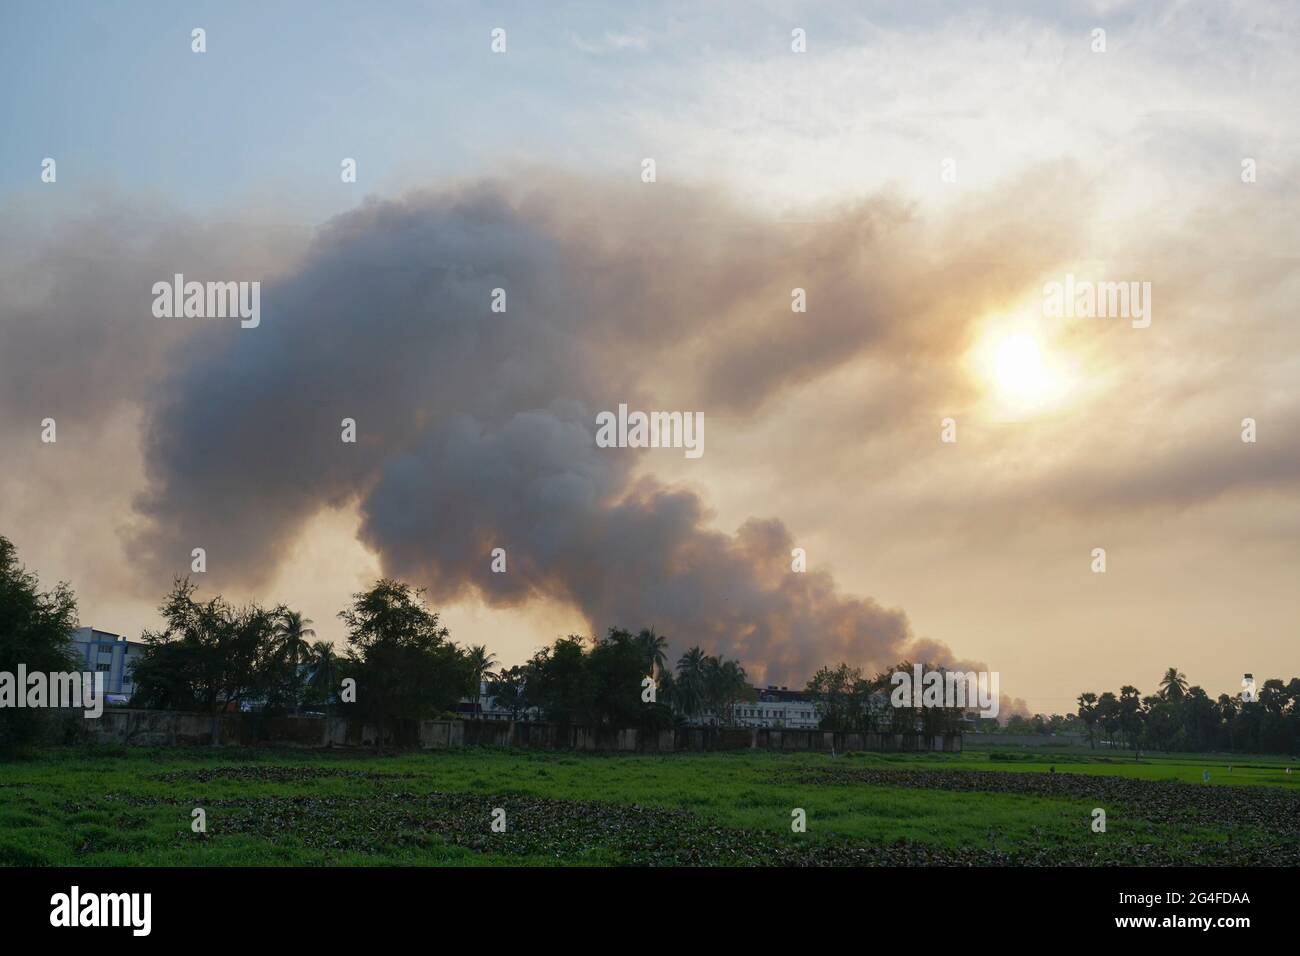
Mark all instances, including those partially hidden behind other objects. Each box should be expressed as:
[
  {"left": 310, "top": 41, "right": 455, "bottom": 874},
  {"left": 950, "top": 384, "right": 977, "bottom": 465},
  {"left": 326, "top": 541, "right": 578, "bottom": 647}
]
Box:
[{"left": 1, "top": 0, "right": 1297, "bottom": 713}]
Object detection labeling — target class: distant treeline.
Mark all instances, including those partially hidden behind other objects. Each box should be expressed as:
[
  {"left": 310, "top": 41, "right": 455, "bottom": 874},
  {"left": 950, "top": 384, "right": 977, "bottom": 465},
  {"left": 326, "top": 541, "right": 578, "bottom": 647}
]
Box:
[
  {"left": 129, "top": 578, "right": 694, "bottom": 744},
  {"left": 1, "top": 533, "right": 968, "bottom": 752},
  {"left": 983, "top": 674, "right": 1300, "bottom": 754},
  {"left": 801, "top": 662, "right": 969, "bottom": 735},
  {"left": 0, "top": 534, "right": 762, "bottom": 748},
  {"left": 1070, "top": 671, "right": 1300, "bottom": 754},
  {"left": 6, "top": 535, "right": 1290, "bottom": 755}
]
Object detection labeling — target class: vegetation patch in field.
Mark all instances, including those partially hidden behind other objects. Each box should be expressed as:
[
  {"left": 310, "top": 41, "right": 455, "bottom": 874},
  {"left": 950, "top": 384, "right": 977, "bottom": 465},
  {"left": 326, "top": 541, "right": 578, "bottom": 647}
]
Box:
[
  {"left": 153, "top": 766, "right": 415, "bottom": 784},
  {"left": 784, "top": 765, "right": 1300, "bottom": 838}
]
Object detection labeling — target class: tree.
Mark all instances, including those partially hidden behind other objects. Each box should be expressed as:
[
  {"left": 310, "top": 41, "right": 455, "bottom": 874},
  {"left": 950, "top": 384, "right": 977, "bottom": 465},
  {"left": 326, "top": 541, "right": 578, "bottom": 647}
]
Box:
[
  {"left": 635, "top": 627, "right": 669, "bottom": 680},
  {"left": 808, "top": 663, "right": 865, "bottom": 732},
  {"left": 266, "top": 609, "right": 316, "bottom": 713},
  {"left": 517, "top": 630, "right": 674, "bottom": 731},
  {"left": 1183, "top": 686, "right": 1216, "bottom": 751},
  {"left": 704, "top": 656, "right": 753, "bottom": 727},
  {"left": 1141, "top": 694, "right": 1181, "bottom": 752},
  {"left": 338, "top": 580, "right": 471, "bottom": 751},
  {"left": 131, "top": 579, "right": 281, "bottom": 744},
  {"left": 0, "top": 536, "right": 78, "bottom": 752},
  {"left": 588, "top": 628, "right": 666, "bottom": 728},
  {"left": 655, "top": 667, "right": 679, "bottom": 716},
  {"left": 304, "top": 640, "right": 339, "bottom": 714},
  {"left": 465, "top": 644, "right": 497, "bottom": 717},
  {"left": 1095, "top": 691, "right": 1120, "bottom": 747},
  {"left": 1076, "top": 692, "right": 1099, "bottom": 748},
  {"left": 1158, "top": 667, "right": 1189, "bottom": 702},
  {"left": 275, "top": 611, "right": 315, "bottom": 666},
  {"left": 521, "top": 636, "right": 589, "bottom": 725},
  {"left": 1118, "top": 686, "right": 1144, "bottom": 750},
  {"left": 486, "top": 665, "right": 529, "bottom": 720},
  {"left": 675, "top": 646, "right": 708, "bottom": 719}
]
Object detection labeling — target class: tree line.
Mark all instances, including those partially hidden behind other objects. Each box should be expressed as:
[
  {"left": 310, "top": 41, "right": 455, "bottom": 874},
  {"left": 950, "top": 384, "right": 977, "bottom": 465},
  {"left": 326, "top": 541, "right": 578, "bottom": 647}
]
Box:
[
  {"left": 4, "top": 535, "right": 1294, "bottom": 754},
  {"left": 1072, "top": 667, "right": 1300, "bottom": 754},
  {"left": 487, "top": 635, "right": 756, "bottom": 730},
  {"left": 131, "top": 578, "right": 767, "bottom": 741},
  {"left": 0, "top": 536, "right": 77, "bottom": 751},
  {"left": 803, "top": 662, "right": 969, "bottom": 735},
  {"left": 0, "top": 534, "right": 767, "bottom": 748}
]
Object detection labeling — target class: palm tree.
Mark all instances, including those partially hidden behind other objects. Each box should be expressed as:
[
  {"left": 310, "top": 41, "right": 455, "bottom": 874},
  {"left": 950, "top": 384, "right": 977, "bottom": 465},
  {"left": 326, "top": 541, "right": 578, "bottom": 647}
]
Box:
[
  {"left": 701, "top": 655, "right": 750, "bottom": 726},
  {"left": 1158, "top": 667, "right": 1188, "bottom": 702},
  {"left": 275, "top": 610, "right": 316, "bottom": 665},
  {"left": 307, "top": 641, "right": 337, "bottom": 691},
  {"left": 274, "top": 610, "right": 316, "bottom": 712},
  {"left": 466, "top": 644, "right": 497, "bottom": 717},
  {"left": 1118, "top": 685, "right": 1143, "bottom": 749},
  {"left": 713, "top": 658, "right": 751, "bottom": 727},
  {"left": 676, "top": 646, "right": 708, "bottom": 719},
  {"left": 1076, "top": 692, "right": 1099, "bottom": 748},
  {"left": 636, "top": 627, "right": 669, "bottom": 680},
  {"left": 306, "top": 640, "right": 338, "bottom": 732},
  {"left": 702, "top": 656, "right": 723, "bottom": 724}
]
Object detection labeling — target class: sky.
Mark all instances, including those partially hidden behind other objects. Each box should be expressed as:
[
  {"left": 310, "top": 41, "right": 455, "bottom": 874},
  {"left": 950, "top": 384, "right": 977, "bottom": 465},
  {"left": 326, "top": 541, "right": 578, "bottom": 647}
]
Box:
[{"left": 1, "top": 0, "right": 1297, "bottom": 714}]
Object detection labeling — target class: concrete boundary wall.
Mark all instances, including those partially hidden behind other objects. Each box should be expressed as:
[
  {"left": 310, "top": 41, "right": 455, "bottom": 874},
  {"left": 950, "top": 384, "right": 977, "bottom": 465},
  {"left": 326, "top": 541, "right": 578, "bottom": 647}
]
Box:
[
  {"left": 67, "top": 709, "right": 961, "bottom": 753},
  {"left": 964, "top": 733, "right": 1088, "bottom": 748}
]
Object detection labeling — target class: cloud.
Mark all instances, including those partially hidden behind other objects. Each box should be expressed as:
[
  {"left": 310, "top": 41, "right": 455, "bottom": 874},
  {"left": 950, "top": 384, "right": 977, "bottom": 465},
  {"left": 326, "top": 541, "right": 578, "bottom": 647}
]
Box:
[
  {"left": 113, "top": 179, "right": 989, "bottom": 682},
  {"left": 2, "top": 159, "right": 1295, "bottom": 687}
]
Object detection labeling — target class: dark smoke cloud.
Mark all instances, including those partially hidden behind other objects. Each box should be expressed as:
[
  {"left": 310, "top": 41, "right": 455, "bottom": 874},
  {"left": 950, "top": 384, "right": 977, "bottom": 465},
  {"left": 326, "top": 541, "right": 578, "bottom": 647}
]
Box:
[
  {"left": 3, "top": 174, "right": 1111, "bottom": 682},
  {"left": 124, "top": 179, "right": 971, "bottom": 682}
]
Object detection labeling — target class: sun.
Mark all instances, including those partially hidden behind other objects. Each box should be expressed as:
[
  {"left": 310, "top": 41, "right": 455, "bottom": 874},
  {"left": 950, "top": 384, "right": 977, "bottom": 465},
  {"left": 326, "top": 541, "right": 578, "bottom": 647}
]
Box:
[
  {"left": 970, "top": 325, "right": 1070, "bottom": 413},
  {"left": 994, "top": 333, "right": 1049, "bottom": 403}
]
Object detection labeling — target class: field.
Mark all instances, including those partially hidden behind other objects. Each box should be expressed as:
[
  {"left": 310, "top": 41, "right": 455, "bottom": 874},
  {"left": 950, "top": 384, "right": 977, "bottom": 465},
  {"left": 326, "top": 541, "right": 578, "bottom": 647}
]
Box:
[{"left": 1, "top": 746, "right": 1297, "bottom": 866}]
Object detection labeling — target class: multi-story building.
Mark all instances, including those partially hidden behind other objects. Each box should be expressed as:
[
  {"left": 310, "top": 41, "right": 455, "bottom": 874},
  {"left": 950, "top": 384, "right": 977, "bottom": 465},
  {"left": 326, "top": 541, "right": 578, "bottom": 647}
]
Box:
[
  {"left": 733, "top": 686, "right": 822, "bottom": 728},
  {"left": 68, "top": 627, "right": 146, "bottom": 703},
  {"left": 457, "top": 681, "right": 823, "bottom": 727},
  {"left": 690, "top": 686, "right": 823, "bottom": 729}
]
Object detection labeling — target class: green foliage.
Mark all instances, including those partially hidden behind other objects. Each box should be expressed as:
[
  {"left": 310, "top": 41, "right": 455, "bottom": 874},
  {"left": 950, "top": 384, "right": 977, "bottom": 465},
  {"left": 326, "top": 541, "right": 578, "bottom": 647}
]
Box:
[
  {"left": 463, "top": 644, "right": 497, "bottom": 716},
  {"left": 806, "top": 660, "right": 968, "bottom": 735},
  {"left": 130, "top": 579, "right": 284, "bottom": 716},
  {"left": 339, "top": 580, "right": 472, "bottom": 745},
  {"left": 806, "top": 662, "right": 877, "bottom": 732},
  {"left": 264, "top": 610, "right": 316, "bottom": 713},
  {"left": 0, "top": 536, "right": 78, "bottom": 751},
  {"left": 672, "top": 644, "right": 754, "bottom": 726},
  {"left": 1073, "top": 667, "right": 1300, "bottom": 755},
  {"left": 2, "top": 748, "right": 1297, "bottom": 866},
  {"left": 518, "top": 629, "right": 675, "bottom": 730},
  {"left": 486, "top": 665, "right": 529, "bottom": 720},
  {"left": 520, "top": 635, "right": 589, "bottom": 725}
]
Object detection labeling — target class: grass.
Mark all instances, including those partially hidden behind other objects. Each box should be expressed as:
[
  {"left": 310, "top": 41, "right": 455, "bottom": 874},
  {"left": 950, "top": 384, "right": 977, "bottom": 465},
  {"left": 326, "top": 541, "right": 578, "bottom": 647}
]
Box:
[{"left": 1, "top": 745, "right": 1296, "bottom": 866}]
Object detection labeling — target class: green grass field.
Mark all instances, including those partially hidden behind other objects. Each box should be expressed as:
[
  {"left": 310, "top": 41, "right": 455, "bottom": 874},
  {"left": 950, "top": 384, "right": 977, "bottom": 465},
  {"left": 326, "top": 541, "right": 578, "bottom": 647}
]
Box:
[{"left": 2, "top": 746, "right": 1297, "bottom": 866}]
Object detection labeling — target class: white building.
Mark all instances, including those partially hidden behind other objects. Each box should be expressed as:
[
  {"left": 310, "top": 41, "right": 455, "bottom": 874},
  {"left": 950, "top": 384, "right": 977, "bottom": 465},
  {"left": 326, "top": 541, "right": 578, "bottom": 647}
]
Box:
[
  {"left": 68, "top": 627, "right": 146, "bottom": 702},
  {"left": 692, "top": 686, "right": 823, "bottom": 729},
  {"left": 458, "top": 680, "right": 540, "bottom": 721}
]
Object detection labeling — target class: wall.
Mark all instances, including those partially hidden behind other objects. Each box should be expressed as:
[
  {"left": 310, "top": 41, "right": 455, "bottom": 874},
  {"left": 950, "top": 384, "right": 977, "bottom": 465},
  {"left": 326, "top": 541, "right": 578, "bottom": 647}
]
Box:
[
  {"left": 965, "top": 733, "right": 1088, "bottom": 749},
  {"left": 64, "top": 709, "right": 960, "bottom": 753}
]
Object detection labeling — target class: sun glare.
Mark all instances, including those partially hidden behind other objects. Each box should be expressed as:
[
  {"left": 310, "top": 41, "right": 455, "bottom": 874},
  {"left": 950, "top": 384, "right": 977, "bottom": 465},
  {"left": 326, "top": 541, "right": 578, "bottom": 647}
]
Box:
[
  {"left": 995, "top": 333, "right": 1048, "bottom": 403},
  {"left": 971, "top": 324, "right": 1070, "bottom": 414}
]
